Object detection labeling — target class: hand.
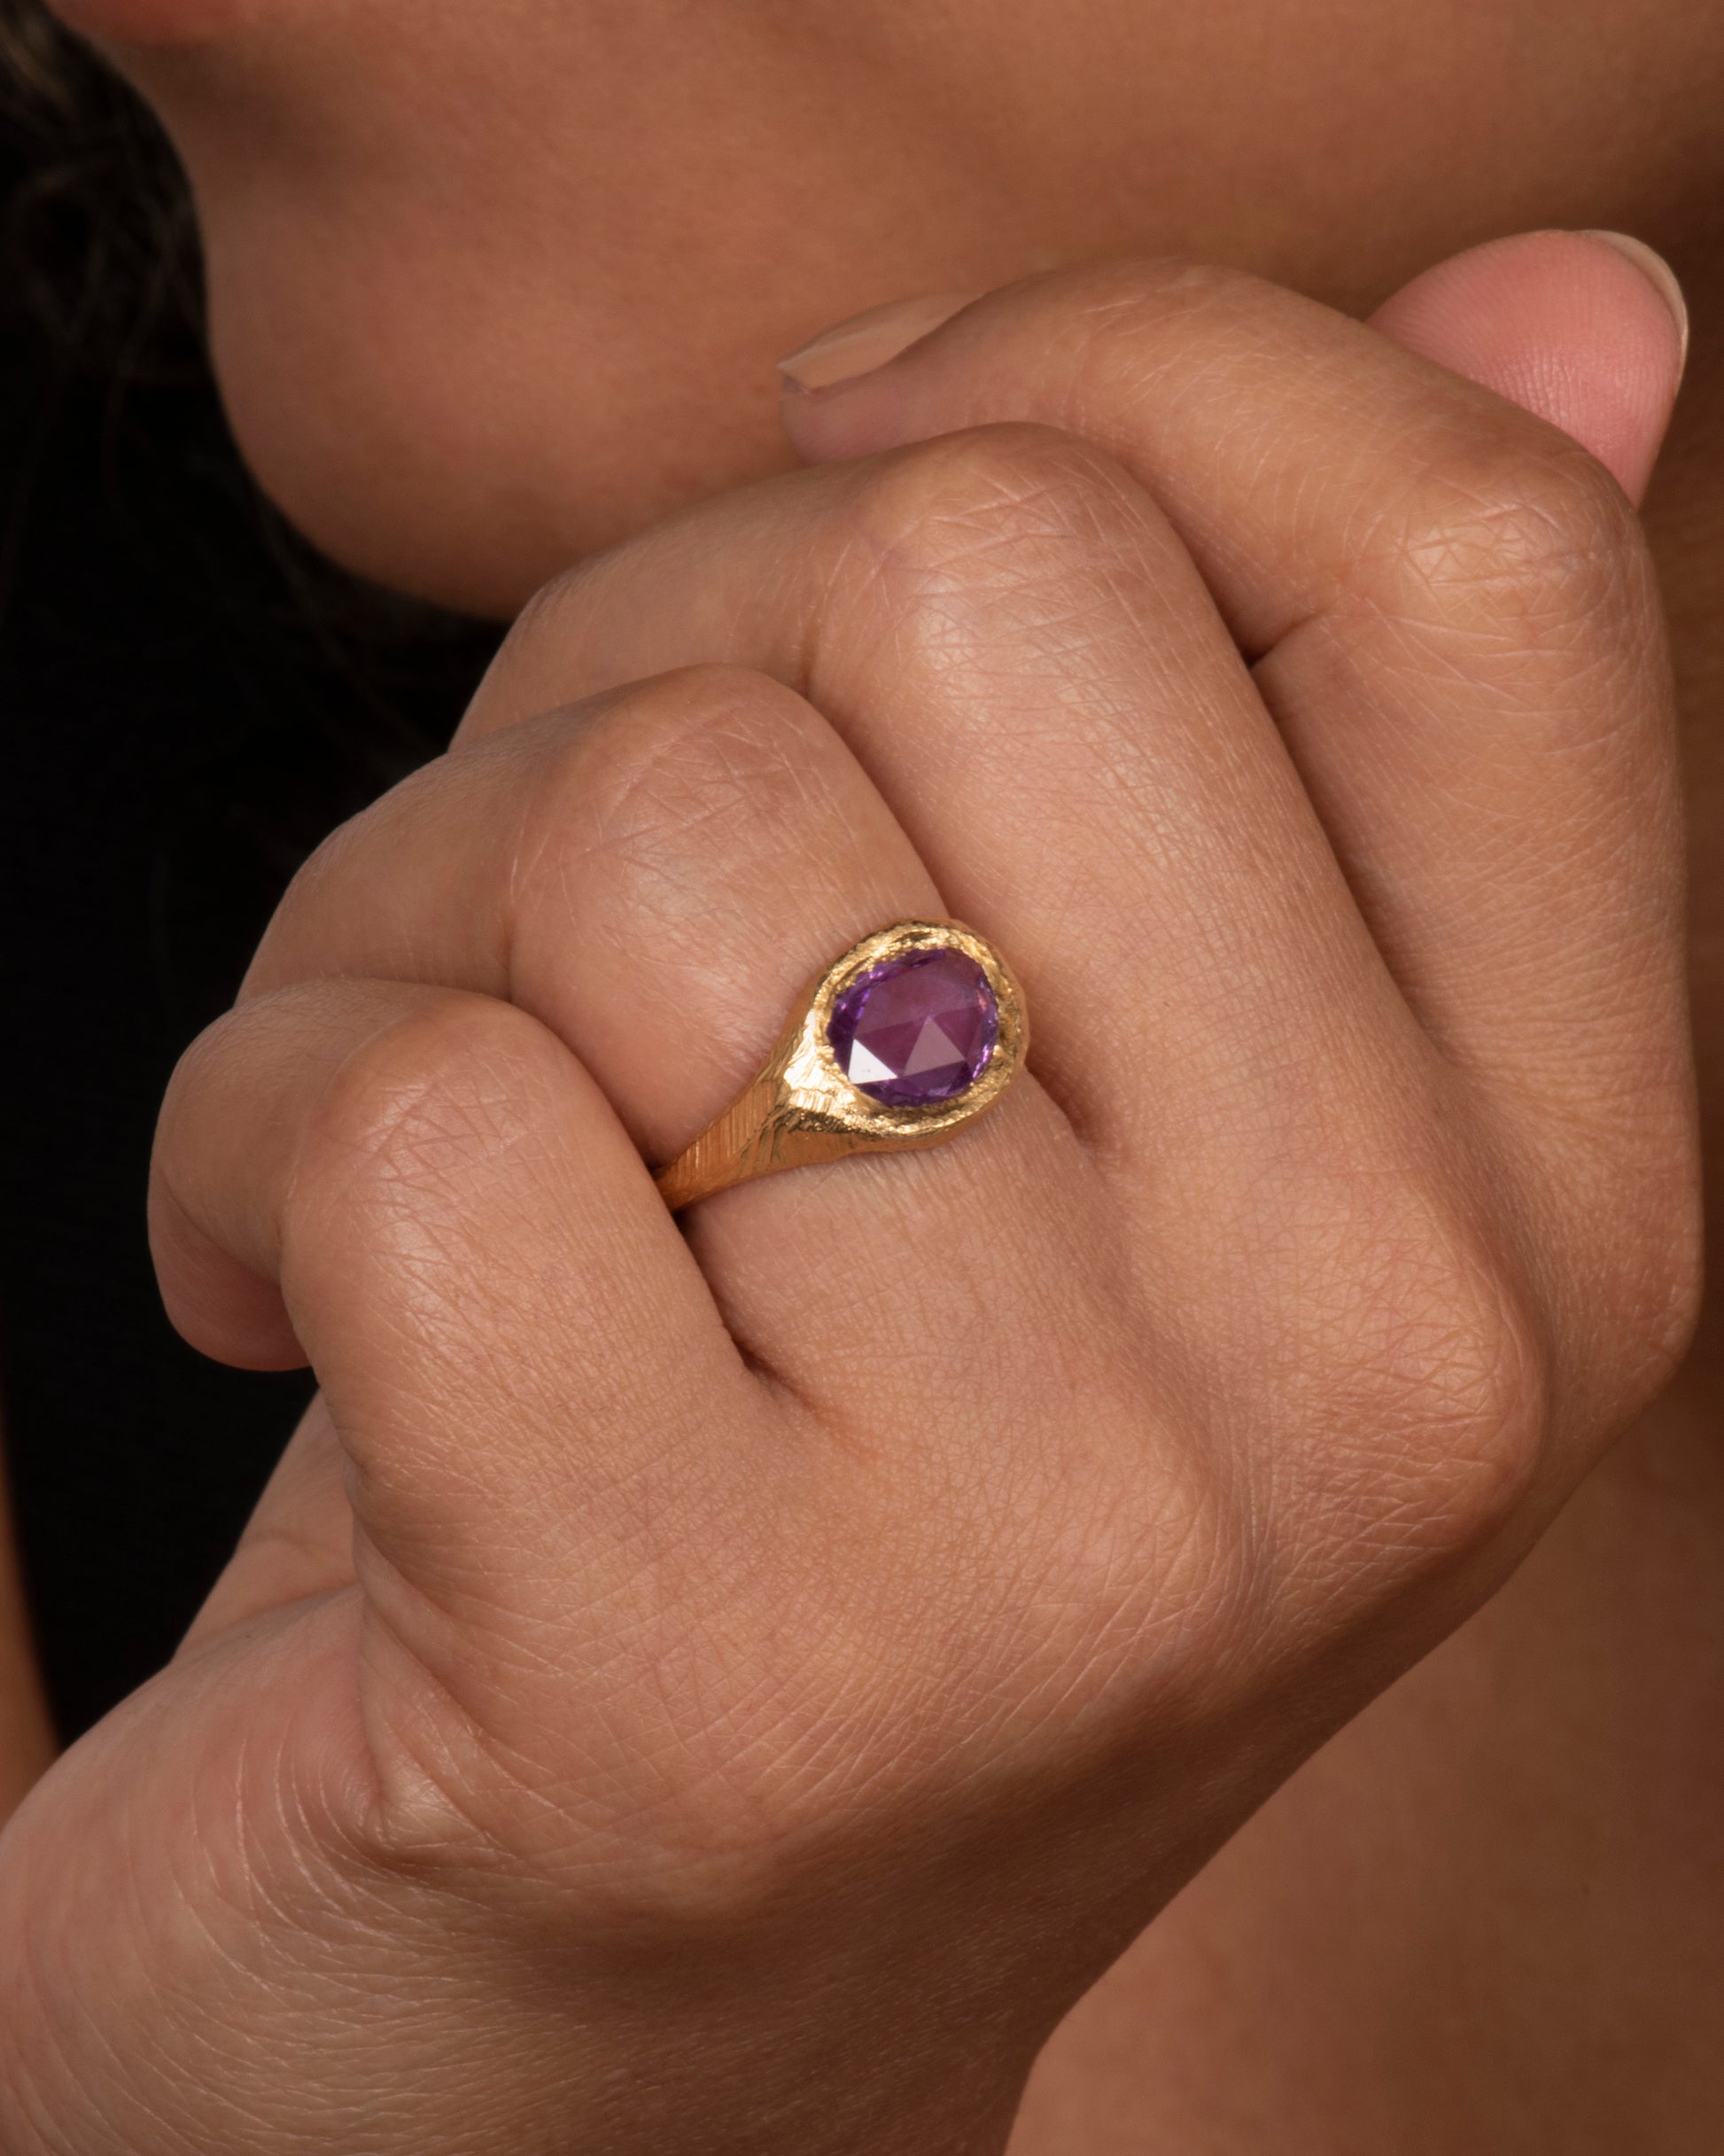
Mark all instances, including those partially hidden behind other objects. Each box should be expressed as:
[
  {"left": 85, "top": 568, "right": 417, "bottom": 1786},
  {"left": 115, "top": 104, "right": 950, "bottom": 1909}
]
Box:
[{"left": 0, "top": 236, "right": 1695, "bottom": 2155}]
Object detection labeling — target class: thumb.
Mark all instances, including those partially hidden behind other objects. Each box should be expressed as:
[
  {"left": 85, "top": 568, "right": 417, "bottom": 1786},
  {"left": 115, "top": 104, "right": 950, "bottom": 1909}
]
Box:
[{"left": 1368, "top": 229, "right": 1687, "bottom": 505}]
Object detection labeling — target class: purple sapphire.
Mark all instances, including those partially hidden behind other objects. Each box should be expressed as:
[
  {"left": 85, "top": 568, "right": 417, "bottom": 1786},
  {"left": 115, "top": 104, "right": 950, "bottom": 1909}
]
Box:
[{"left": 826, "top": 946, "right": 999, "bottom": 1108}]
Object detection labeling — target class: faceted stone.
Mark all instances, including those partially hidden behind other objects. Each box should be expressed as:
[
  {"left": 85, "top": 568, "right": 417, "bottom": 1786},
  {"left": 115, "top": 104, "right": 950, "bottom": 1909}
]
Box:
[{"left": 826, "top": 946, "right": 998, "bottom": 1107}]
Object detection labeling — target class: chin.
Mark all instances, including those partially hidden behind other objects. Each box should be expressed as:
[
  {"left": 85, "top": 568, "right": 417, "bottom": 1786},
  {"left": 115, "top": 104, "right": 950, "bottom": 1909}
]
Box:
[
  {"left": 45, "top": 0, "right": 240, "bottom": 47},
  {"left": 200, "top": 231, "right": 807, "bottom": 619}
]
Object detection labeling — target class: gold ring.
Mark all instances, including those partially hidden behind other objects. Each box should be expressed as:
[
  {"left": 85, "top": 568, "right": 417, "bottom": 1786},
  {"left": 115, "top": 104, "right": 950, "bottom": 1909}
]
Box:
[{"left": 653, "top": 918, "right": 1029, "bottom": 1211}]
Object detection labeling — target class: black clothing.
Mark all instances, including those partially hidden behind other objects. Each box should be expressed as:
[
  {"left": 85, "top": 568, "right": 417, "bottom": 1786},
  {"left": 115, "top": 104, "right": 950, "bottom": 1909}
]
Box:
[{"left": 0, "top": 287, "right": 495, "bottom": 1739}]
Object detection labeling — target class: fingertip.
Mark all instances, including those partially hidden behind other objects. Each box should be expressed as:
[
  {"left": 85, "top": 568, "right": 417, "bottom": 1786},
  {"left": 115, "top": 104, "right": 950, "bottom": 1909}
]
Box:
[
  {"left": 777, "top": 293, "right": 982, "bottom": 468},
  {"left": 777, "top": 293, "right": 978, "bottom": 395},
  {"left": 1369, "top": 230, "right": 1687, "bottom": 503},
  {"left": 1581, "top": 232, "right": 1689, "bottom": 368}
]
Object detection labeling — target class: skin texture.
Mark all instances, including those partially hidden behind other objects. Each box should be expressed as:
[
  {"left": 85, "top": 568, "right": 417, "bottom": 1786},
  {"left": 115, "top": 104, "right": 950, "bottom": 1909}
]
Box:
[
  {"left": 4, "top": 0, "right": 1723, "bottom": 2146},
  {"left": 48, "top": 0, "right": 1724, "bottom": 613},
  {"left": 0, "top": 243, "right": 1697, "bottom": 2152}
]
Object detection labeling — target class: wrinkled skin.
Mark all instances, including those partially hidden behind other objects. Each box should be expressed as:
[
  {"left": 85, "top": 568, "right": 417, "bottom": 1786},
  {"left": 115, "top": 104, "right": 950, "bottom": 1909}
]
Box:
[{"left": 5, "top": 0, "right": 1724, "bottom": 2147}]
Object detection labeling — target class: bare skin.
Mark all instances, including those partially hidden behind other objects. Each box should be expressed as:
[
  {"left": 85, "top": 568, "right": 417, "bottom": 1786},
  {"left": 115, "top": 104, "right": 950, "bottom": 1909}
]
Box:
[
  {"left": 1014, "top": 279, "right": 1724, "bottom": 2156},
  {"left": 43, "top": 0, "right": 1724, "bottom": 612},
  {"left": 4, "top": 0, "right": 1722, "bottom": 2146}
]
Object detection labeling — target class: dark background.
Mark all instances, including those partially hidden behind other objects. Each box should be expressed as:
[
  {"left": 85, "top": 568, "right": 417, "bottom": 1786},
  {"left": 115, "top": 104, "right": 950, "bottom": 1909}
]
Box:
[{"left": 0, "top": 47, "right": 499, "bottom": 1737}]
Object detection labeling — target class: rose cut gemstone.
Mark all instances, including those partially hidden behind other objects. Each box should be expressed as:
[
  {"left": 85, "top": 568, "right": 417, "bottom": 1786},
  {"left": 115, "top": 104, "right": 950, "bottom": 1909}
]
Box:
[{"left": 826, "top": 946, "right": 999, "bottom": 1107}]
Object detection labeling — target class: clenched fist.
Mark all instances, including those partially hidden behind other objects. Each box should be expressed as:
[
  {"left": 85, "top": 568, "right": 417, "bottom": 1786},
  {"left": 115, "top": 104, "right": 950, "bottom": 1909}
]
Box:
[{"left": 0, "top": 237, "right": 1696, "bottom": 2155}]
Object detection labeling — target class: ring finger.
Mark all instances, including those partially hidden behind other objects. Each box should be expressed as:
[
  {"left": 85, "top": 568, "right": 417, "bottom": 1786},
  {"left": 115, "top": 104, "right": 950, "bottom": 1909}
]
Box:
[{"left": 242, "top": 666, "right": 1116, "bottom": 1416}]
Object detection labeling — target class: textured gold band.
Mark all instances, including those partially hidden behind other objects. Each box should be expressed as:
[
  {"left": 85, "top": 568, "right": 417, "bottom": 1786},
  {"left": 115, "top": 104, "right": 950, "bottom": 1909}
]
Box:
[{"left": 653, "top": 919, "right": 1028, "bottom": 1212}]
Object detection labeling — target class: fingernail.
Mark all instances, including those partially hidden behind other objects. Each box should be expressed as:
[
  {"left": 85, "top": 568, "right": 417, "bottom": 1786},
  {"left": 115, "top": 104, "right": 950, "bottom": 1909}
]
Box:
[
  {"left": 778, "top": 292, "right": 976, "bottom": 393},
  {"left": 1583, "top": 232, "right": 1689, "bottom": 368}
]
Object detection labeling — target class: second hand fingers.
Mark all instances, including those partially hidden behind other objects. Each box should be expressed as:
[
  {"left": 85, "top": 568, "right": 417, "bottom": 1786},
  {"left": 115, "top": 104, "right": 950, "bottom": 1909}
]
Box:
[
  {"left": 151, "top": 977, "right": 773, "bottom": 1704},
  {"left": 770, "top": 247, "right": 1689, "bottom": 1157},
  {"left": 462, "top": 432, "right": 1425, "bottom": 1202},
  {"left": 242, "top": 670, "right": 1107, "bottom": 1416},
  {"left": 454, "top": 253, "right": 1695, "bottom": 1428}
]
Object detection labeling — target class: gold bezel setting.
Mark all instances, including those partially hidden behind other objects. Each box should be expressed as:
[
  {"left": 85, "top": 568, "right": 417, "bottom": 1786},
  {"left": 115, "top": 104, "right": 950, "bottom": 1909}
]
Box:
[{"left": 653, "top": 918, "right": 1029, "bottom": 1210}]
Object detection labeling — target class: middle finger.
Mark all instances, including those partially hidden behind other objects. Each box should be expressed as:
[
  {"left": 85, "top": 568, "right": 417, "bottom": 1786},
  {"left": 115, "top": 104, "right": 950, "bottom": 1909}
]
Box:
[{"left": 463, "top": 428, "right": 1419, "bottom": 1179}]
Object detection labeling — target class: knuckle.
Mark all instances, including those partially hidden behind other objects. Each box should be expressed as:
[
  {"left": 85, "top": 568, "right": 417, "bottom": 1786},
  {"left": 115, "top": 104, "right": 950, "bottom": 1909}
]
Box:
[
  {"left": 157, "top": 1002, "right": 239, "bottom": 1127},
  {"left": 1042, "top": 254, "right": 1267, "bottom": 355},
  {"left": 1288, "top": 1179, "right": 1549, "bottom": 1574},
  {"left": 1372, "top": 432, "right": 1655, "bottom": 669},
  {"left": 554, "top": 666, "right": 815, "bottom": 859},
  {"left": 245, "top": 799, "right": 388, "bottom": 990},
  {"left": 291, "top": 991, "right": 565, "bottom": 1229},
  {"left": 517, "top": 666, "right": 838, "bottom": 946},
  {"left": 503, "top": 555, "right": 588, "bottom": 661},
  {"left": 846, "top": 422, "right": 1166, "bottom": 609},
  {"left": 471, "top": 555, "right": 628, "bottom": 726}
]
